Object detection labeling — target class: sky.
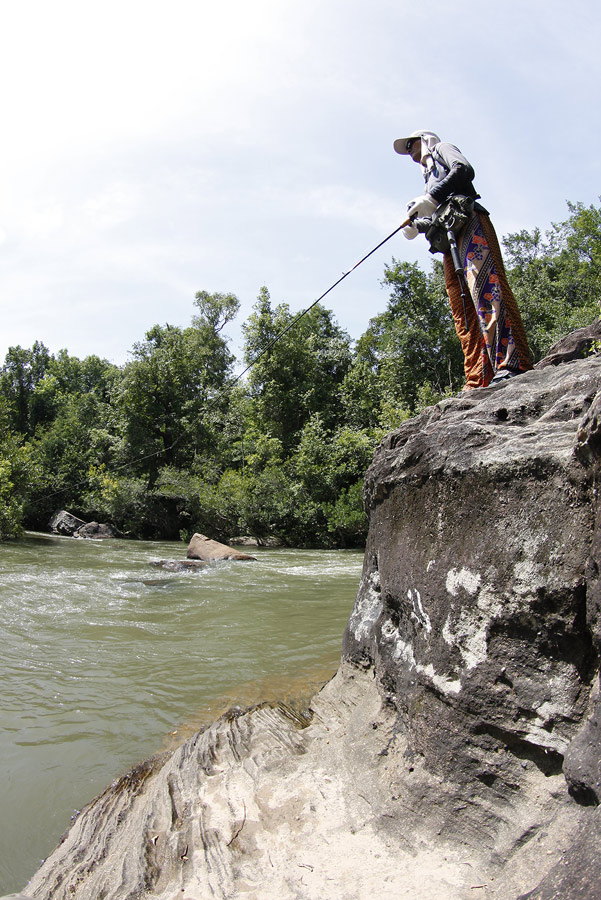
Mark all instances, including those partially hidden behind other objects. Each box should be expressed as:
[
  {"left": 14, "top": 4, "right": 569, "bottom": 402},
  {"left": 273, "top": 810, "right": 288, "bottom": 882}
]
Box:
[{"left": 1, "top": 0, "right": 600, "bottom": 367}]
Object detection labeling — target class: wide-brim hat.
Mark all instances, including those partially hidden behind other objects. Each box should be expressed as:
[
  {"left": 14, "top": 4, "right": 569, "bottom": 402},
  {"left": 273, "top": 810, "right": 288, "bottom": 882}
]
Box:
[{"left": 393, "top": 130, "right": 440, "bottom": 155}]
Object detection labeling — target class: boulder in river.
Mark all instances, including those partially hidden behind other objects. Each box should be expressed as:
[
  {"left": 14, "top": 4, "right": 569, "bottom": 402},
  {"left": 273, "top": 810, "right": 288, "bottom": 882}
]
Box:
[
  {"left": 49, "top": 510, "right": 87, "bottom": 536},
  {"left": 74, "top": 522, "right": 124, "bottom": 539},
  {"left": 49, "top": 511, "right": 123, "bottom": 539},
  {"left": 229, "top": 534, "right": 284, "bottom": 547},
  {"left": 187, "top": 532, "right": 257, "bottom": 561}
]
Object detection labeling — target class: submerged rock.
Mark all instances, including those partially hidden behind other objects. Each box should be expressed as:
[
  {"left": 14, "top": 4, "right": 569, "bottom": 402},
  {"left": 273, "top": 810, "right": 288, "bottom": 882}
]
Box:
[
  {"left": 1, "top": 894, "right": 36, "bottom": 899},
  {"left": 74, "top": 521, "right": 123, "bottom": 539},
  {"left": 22, "top": 345, "right": 601, "bottom": 899},
  {"left": 151, "top": 559, "right": 207, "bottom": 572},
  {"left": 187, "top": 532, "right": 257, "bottom": 561}
]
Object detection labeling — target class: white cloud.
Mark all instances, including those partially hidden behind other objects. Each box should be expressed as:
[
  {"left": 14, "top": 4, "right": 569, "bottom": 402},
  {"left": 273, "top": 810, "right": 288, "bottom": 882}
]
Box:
[
  {"left": 0, "top": 0, "right": 600, "bottom": 363},
  {"left": 83, "top": 184, "right": 140, "bottom": 229}
]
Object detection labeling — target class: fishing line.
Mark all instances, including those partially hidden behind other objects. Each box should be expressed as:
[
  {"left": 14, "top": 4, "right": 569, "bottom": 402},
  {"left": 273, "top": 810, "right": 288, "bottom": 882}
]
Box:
[
  {"left": 233, "top": 220, "right": 407, "bottom": 383},
  {"left": 32, "top": 221, "right": 407, "bottom": 505}
]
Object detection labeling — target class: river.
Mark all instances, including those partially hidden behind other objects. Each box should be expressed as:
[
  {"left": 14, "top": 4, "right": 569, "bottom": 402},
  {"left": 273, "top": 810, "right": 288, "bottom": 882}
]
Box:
[{"left": 0, "top": 532, "right": 364, "bottom": 894}]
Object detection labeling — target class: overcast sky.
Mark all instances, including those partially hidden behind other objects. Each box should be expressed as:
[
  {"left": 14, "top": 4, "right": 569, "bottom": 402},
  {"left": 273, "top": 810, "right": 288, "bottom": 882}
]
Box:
[{"left": 1, "top": 0, "right": 600, "bottom": 367}]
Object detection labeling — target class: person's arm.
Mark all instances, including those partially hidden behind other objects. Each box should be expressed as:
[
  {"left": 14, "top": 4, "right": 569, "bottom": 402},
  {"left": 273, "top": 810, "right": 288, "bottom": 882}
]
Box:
[{"left": 428, "top": 143, "right": 475, "bottom": 202}]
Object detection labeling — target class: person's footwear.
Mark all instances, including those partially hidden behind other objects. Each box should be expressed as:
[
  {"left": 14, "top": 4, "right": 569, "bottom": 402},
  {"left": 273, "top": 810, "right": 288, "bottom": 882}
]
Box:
[
  {"left": 455, "top": 385, "right": 480, "bottom": 397},
  {"left": 490, "top": 369, "right": 520, "bottom": 385}
]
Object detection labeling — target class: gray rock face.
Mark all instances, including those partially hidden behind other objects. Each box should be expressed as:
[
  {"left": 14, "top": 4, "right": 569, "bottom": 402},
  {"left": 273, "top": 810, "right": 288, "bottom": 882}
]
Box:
[
  {"left": 562, "top": 386, "right": 601, "bottom": 809},
  {"left": 49, "top": 511, "right": 123, "bottom": 539},
  {"left": 74, "top": 521, "right": 123, "bottom": 539},
  {"left": 343, "top": 355, "right": 601, "bottom": 896},
  {"left": 515, "top": 809, "right": 601, "bottom": 899},
  {"left": 344, "top": 360, "right": 600, "bottom": 784},
  {"left": 535, "top": 319, "right": 601, "bottom": 370},
  {"left": 49, "top": 510, "right": 86, "bottom": 535},
  {"left": 21, "top": 349, "right": 601, "bottom": 900}
]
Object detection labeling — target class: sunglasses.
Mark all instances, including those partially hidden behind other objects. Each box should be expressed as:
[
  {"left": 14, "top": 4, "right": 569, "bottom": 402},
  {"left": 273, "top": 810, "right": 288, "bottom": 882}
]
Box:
[{"left": 406, "top": 138, "right": 419, "bottom": 152}]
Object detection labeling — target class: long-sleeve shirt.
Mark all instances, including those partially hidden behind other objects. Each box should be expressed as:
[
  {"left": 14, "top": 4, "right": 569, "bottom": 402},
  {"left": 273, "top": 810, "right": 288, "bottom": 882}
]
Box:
[{"left": 424, "top": 142, "right": 478, "bottom": 202}]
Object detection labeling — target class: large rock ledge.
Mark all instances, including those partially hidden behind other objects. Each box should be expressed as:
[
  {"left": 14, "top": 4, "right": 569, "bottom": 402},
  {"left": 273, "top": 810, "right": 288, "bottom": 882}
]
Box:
[
  {"left": 343, "top": 354, "right": 601, "bottom": 898},
  {"left": 19, "top": 343, "right": 601, "bottom": 900},
  {"left": 19, "top": 665, "right": 590, "bottom": 900}
]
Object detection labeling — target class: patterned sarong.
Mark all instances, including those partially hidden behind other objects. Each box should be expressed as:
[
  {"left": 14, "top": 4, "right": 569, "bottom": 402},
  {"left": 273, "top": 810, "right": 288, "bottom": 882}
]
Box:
[{"left": 443, "top": 212, "right": 532, "bottom": 389}]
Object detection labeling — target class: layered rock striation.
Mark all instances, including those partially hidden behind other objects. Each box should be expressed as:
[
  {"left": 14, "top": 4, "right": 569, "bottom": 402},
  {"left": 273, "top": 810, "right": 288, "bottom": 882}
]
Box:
[{"left": 19, "top": 339, "right": 601, "bottom": 900}]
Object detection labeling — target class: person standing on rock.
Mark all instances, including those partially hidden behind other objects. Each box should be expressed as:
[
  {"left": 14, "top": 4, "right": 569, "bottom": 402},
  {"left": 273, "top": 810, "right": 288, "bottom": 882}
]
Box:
[{"left": 394, "top": 130, "right": 532, "bottom": 391}]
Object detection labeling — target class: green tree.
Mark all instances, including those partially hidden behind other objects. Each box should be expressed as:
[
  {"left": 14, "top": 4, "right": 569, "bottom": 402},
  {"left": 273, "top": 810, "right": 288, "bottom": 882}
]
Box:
[
  {"left": 0, "top": 396, "right": 32, "bottom": 538},
  {"left": 242, "top": 287, "right": 352, "bottom": 450},
  {"left": 343, "top": 260, "right": 463, "bottom": 428},
  {"left": 290, "top": 416, "right": 373, "bottom": 546},
  {"left": 504, "top": 200, "right": 601, "bottom": 361},
  {"left": 0, "top": 341, "right": 52, "bottom": 435},
  {"left": 0, "top": 344, "right": 121, "bottom": 533},
  {"left": 118, "top": 291, "right": 240, "bottom": 480},
  {"left": 25, "top": 391, "right": 114, "bottom": 528}
]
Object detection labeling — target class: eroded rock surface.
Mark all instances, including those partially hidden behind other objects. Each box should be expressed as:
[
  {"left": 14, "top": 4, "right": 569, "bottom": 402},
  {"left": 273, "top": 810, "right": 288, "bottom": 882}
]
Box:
[
  {"left": 20, "top": 350, "right": 601, "bottom": 900},
  {"left": 21, "top": 666, "right": 586, "bottom": 900}
]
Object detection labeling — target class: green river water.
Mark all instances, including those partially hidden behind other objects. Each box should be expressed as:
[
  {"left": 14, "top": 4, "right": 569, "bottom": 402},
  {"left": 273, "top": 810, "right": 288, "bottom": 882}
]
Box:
[{"left": 0, "top": 532, "right": 364, "bottom": 894}]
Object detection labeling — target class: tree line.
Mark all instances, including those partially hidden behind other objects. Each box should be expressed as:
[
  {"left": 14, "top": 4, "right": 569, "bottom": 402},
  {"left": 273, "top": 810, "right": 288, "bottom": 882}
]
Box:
[{"left": 1, "top": 200, "right": 600, "bottom": 545}]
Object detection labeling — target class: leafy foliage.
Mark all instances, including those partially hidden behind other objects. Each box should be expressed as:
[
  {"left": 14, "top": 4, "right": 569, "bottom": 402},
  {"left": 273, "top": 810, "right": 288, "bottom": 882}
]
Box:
[
  {"left": 1, "top": 200, "right": 599, "bottom": 544},
  {"left": 0, "top": 396, "right": 31, "bottom": 538},
  {"left": 503, "top": 200, "right": 601, "bottom": 361},
  {"left": 343, "top": 260, "right": 464, "bottom": 427},
  {"left": 242, "top": 287, "right": 353, "bottom": 448}
]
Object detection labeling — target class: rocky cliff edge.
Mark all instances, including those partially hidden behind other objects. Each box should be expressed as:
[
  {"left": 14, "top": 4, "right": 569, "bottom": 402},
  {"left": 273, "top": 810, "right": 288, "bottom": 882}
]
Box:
[{"left": 20, "top": 324, "right": 601, "bottom": 900}]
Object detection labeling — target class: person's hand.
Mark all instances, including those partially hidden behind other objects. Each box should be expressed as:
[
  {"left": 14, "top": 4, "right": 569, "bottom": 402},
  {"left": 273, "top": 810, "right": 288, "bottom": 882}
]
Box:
[{"left": 406, "top": 194, "right": 438, "bottom": 219}]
